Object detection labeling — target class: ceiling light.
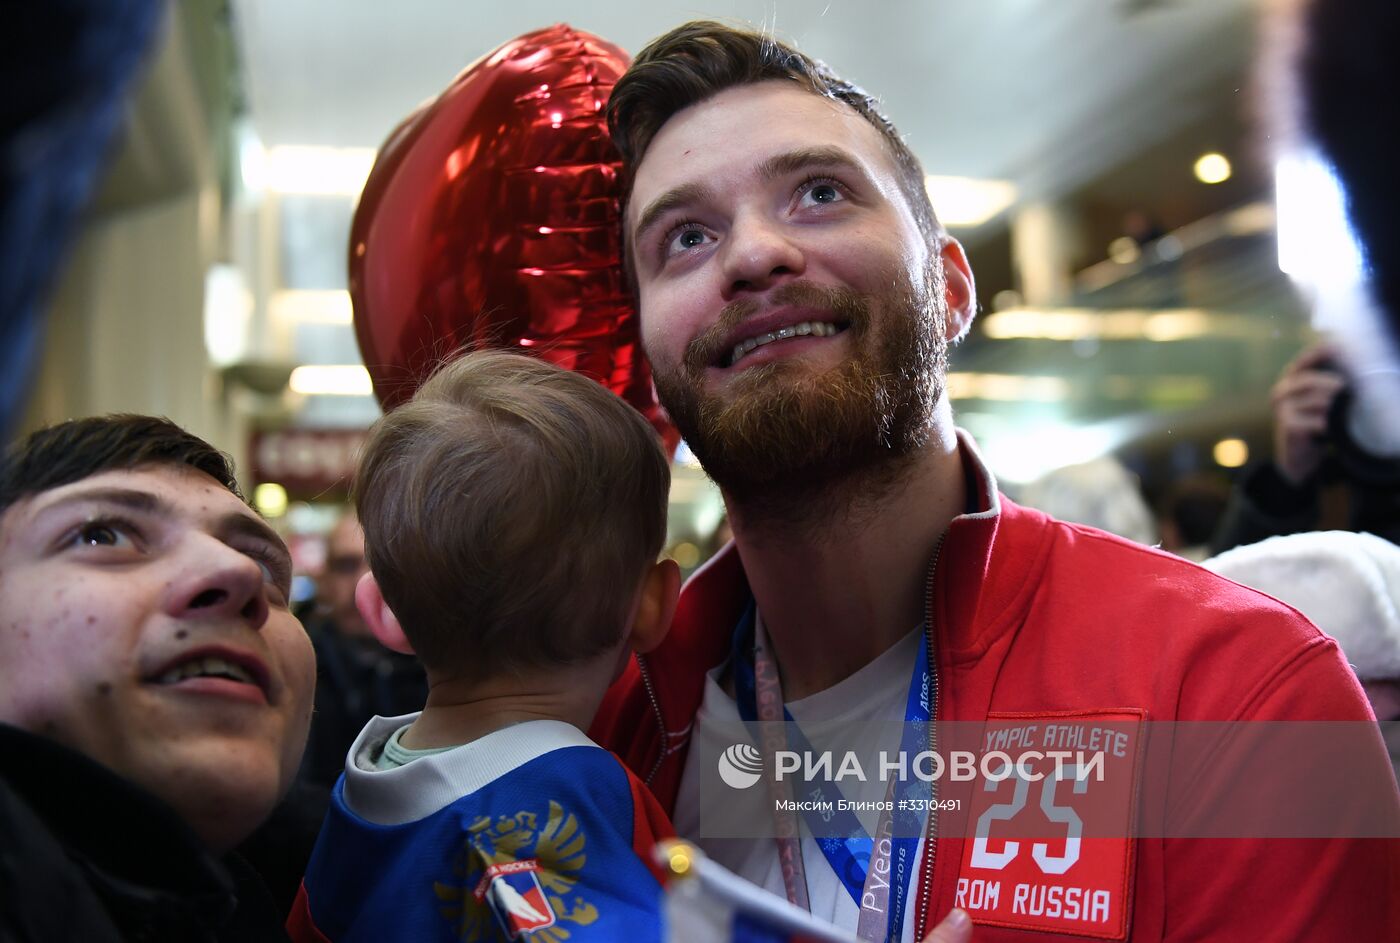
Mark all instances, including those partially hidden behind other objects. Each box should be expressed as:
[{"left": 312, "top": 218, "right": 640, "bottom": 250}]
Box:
[
  {"left": 268, "top": 290, "right": 354, "bottom": 324},
  {"left": 203, "top": 265, "right": 253, "bottom": 366},
  {"left": 1108, "top": 237, "right": 1141, "bottom": 265},
  {"left": 262, "top": 146, "right": 377, "bottom": 196},
  {"left": 982, "top": 309, "right": 1092, "bottom": 341},
  {"left": 289, "top": 365, "right": 373, "bottom": 396},
  {"left": 1213, "top": 438, "right": 1249, "bottom": 468},
  {"left": 1142, "top": 310, "right": 1210, "bottom": 342},
  {"left": 981, "top": 307, "right": 1222, "bottom": 342},
  {"left": 924, "top": 175, "right": 1018, "bottom": 228},
  {"left": 254, "top": 483, "right": 289, "bottom": 518},
  {"left": 239, "top": 133, "right": 267, "bottom": 194},
  {"left": 1193, "top": 152, "right": 1232, "bottom": 185},
  {"left": 946, "top": 372, "right": 1070, "bottom": 402}
]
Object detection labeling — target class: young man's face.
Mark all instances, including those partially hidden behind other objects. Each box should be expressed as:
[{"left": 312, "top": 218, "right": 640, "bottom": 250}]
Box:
[
  {"left": 626, "top": 80, "right": 972, "bottom": 497},
  {"left": 0, "top": 464, "right": 315, "bottom": 851}
]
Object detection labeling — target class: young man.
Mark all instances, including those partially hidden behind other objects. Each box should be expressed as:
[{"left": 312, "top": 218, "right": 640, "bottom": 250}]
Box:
[
  {"left": 0, "top": 415, "right": 316, "bottom": 941},
  {"left": 591, "top": 21, "right": 1400, "bottom": 942}
]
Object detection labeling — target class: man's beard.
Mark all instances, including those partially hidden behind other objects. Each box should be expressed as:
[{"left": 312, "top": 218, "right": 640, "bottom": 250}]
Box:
[{"left": 652, "top": 258, "right": 949, "bottom": 516}]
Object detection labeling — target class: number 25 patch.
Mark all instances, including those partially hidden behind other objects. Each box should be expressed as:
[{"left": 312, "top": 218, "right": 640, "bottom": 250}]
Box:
[{"left": 956, "top": 710, "right": 1145, "bottom": 940}]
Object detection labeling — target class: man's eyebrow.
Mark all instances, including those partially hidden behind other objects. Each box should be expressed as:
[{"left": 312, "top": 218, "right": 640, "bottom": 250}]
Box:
[
  {"left": 631, "top": 181, "right": 717, "bottom": 250},
  {"left": 33, "top": 486, "right": 163, "bottom": 518},
  {"left": 755, "top": 145, "right": 866, "bottom": 182}
]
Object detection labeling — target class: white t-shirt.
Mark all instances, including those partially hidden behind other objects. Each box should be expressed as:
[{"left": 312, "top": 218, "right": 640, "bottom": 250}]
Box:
[{"left": 673, "top": 625, "right": 928, "bottom": 941}]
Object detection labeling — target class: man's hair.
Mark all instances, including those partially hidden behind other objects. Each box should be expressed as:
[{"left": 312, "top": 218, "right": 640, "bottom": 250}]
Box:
[
  {"left": 0, "top": 414, "right": 241, "bottom": 516},
  {"left": 355, "top": 351, "right": 671, "bottom": 681},
  {"left": 607, "top": 20, "right": 940, "bottom": 249}
]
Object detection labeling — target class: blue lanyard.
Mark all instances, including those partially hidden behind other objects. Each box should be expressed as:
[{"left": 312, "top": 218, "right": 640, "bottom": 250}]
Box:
[{"left": 731, "top": 603, "right": 931, "bottom": 942}]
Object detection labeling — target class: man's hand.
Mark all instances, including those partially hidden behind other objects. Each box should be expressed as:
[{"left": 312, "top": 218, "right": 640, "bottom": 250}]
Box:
[
  {"left": 1271, "top": 343, "right": 1349, "bottom": 485},
  {"left": 922, "top": 907, "right": 972, "bottom": 942}
]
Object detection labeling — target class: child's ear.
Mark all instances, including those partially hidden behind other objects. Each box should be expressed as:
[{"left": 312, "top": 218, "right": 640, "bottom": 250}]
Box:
[
  {"left": 355, "top": 571, "right": 415, "bottom": 655},
  {"left": 628, "top": 559, "right": 680, "bottom": 656}
]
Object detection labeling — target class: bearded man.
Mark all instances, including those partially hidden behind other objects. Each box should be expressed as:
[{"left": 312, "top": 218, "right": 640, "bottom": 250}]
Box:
[{"left": 590, "top": 21, "right": 1399, "bottom": 943}]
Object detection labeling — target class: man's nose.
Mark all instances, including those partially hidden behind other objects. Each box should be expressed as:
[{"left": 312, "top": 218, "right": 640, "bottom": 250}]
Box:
[
  {"left": 163, "top": 537, "right": 271, "bottom": 629},
  {"left": 720, "top": 212, "right": 805, "bottom": 297}
]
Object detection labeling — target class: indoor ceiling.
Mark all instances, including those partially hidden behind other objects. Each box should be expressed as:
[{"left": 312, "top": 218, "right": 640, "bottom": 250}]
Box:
[
  {"left": 232, "top": 0, "right": 1256, "bottom": 207},
  {"left": 224, "top": 0, "right": 1307, "bottom": 508}
]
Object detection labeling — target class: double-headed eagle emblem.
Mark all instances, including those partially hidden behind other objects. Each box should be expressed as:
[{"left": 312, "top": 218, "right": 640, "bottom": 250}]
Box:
[{"left": 435, "top": 800, "right": 600, "bottom": 941}]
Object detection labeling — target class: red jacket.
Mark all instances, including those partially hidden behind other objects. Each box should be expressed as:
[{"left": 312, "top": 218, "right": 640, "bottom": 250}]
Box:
[{"left": 592, "top": 443, "right": 1400, "bottom": 941}]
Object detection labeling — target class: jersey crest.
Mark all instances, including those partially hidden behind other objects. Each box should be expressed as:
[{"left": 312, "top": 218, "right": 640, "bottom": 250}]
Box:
[{"left": 434, "top": 801, "right": 600, "bottom": 941}]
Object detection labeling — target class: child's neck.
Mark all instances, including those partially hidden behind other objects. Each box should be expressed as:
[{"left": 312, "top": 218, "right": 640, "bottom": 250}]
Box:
[{"left": 398, "top": 658, "right": 614, "bottom": 751}]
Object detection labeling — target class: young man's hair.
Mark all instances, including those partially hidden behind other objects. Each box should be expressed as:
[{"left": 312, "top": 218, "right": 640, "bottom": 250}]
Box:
[
  {"left": 0, "top": 414, "right": 241, "bottom": 516},
  {"left": 354, "top": 351, "right": 671, "bottom": 681},
  {"left": 607, "top": 20, "right": 941, "bottom": 249}
]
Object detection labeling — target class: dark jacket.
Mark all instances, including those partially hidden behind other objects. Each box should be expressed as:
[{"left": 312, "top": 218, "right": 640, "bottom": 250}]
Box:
[
  {"left": 1211, "top": 392, "right": 1400, "bottom": 554},
  {"left": 1209, "top": 456, "right": 1400, "bottom": 555},
  {"left": 0, "top": 724, "right": 289, "bottom": 942},
  {"left": 298, "top": 616, "right": 427, "bottom": 790}
]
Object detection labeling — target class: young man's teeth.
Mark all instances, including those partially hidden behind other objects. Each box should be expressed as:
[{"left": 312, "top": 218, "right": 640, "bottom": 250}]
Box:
[
  {"left": 730, "top": 321, "right": 835, "bottom": 365},
  {"left": 158, "top": 657, "right": 255, "bottom": 685}
]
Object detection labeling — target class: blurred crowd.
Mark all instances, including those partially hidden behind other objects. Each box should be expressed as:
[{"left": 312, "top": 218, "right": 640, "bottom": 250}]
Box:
[{"left": 1013, "top": 339, "right": 1400, "bottom": 774}]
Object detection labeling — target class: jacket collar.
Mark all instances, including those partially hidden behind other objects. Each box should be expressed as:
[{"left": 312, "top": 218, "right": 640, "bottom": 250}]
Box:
[
  {"left": 938, "top": 433, "right": 1056, "bottom": 665},
  {"left": 650, "top": 429, "right": 1054, "bottom": 733},
  {"left": 0, "top": 723, "right": 238, "bottom": 930}
]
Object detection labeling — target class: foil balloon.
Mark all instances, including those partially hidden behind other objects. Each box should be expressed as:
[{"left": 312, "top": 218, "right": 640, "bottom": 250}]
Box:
[{"left": 349, "top": 23, "right": 676, "bottom": 450}]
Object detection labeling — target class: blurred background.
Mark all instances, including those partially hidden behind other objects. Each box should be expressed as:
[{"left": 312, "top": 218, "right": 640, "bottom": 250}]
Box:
[{"left": 16, "top": 0, "right": 1354, "bottom": 594}]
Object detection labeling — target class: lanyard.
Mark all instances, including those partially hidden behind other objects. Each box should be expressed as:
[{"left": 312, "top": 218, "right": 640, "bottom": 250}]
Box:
[{"left": 732, "top": 605, "right": 932, "bottom": 942}]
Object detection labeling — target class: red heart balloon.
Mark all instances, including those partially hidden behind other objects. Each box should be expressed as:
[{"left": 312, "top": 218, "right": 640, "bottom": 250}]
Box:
[{"left": 349, "top": 23, "right": 676, "bottom": 450}]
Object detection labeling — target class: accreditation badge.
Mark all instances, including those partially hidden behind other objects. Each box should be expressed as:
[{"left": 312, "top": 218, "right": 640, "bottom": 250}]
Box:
[{"left": 954, "top": 710, "right": 1145, "bottom": 940}]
